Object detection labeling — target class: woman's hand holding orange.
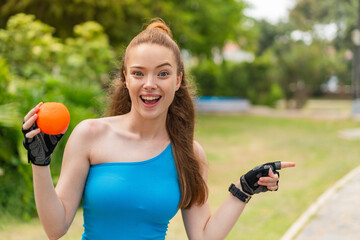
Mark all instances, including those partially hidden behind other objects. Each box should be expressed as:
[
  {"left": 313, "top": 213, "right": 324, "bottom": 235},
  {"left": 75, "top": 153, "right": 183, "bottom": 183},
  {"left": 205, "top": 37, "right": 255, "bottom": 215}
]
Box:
[{"left": 22, "top": 102, "right": 69, "bottom": 166}]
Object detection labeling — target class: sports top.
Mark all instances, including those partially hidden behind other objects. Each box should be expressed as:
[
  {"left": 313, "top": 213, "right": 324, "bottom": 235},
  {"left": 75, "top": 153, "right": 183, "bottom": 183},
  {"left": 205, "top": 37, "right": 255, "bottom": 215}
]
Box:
[{"left": 81, "top": 143, "right": 180, "bottom": 240}]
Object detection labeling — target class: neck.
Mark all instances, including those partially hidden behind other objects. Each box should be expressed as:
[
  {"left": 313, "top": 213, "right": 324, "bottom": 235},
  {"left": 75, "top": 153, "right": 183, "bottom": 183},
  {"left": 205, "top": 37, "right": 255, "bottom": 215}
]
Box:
[{"left": 124, "top": 112, "right": 168, "bottom": 141}]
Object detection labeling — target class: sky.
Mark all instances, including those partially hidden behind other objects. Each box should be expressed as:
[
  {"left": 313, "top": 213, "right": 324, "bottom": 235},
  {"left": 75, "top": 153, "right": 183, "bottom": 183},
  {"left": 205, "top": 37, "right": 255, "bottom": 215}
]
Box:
[{"left": 244, "top": 0, "right": 295, "bottom": 23}]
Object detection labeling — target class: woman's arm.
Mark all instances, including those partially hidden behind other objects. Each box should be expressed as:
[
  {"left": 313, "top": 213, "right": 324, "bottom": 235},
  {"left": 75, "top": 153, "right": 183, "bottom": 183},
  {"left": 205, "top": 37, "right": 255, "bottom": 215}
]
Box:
[
  {"left": 182, "top": 141, "right": 294, "bottom": 240},
  {"left": 34, "top": 122, "right": 91, "bottom": 239},
  {"left": 182, "top": 182, "right": 247, "bottom": 240},
  {"left": 24, "top": 107, "right": 92, "bottom": 239}
]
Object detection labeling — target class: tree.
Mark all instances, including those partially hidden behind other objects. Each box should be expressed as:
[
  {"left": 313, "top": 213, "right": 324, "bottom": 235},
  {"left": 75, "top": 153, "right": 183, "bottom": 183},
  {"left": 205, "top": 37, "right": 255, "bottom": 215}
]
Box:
[
  {"left": 273, "top": 39, "right": 343, "bottom": 108},
  {"left": 0, "top": 0, "right": 248, "bottom": 57},
  {"left": 245, "top": 1, "right": 355, "bottom": 108},
  {"left": 289, "top": 0, "right": 357, "bottom": 50},
  {"left": 254, "top": 19, "right": 295, "bottom": 56}
]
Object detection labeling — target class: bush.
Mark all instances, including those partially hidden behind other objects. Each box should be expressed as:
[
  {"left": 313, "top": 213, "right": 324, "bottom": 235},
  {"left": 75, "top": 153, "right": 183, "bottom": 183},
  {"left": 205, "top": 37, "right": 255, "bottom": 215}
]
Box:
[
  {"left": 191, "top": 57, "right": 283, "bottom": 106},
  {"left": 191, "top": 59, "right": 221, "bottom": 96},
  {"left": 0, "top": 14, "right": 115, "bottom": 220}
]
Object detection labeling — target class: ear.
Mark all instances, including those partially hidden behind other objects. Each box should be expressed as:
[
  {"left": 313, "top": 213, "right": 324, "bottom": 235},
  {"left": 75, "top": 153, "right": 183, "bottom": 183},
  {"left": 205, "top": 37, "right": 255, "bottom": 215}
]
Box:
[{"left": 176, "top": 72, "right": 183, "bottom": 90}]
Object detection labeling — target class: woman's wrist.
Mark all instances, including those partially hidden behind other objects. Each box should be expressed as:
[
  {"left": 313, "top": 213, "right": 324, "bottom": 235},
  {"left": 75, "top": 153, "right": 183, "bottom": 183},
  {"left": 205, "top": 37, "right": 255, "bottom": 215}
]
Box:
[
  {"left": 234, "top": 180, "right": 251, "bottom": 197},
  {"left": 228, "top": 181, "right": 252, "bottom": 203}
]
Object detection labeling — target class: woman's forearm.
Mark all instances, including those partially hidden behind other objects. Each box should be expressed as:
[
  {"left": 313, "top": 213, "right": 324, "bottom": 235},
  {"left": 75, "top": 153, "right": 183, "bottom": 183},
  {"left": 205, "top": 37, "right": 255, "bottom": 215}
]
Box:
[
  {"left": 32, "top": 165, "right": 68, "bottom": 239},
  {"left": 202, "top": 181, "right": 247, "bottom": 240}
]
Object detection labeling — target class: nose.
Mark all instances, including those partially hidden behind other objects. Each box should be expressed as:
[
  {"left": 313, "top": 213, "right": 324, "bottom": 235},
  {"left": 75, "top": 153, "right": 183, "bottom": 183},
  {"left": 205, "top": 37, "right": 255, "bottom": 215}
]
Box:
[{"left": 143, "top": 75, "right": 157, "bottom": 90}]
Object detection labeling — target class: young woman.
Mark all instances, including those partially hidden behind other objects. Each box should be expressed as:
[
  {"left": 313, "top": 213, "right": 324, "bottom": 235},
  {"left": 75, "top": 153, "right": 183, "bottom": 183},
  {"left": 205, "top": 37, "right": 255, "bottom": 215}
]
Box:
[{"left": 22, "top": 19, "right": 295, "bottom": 240}]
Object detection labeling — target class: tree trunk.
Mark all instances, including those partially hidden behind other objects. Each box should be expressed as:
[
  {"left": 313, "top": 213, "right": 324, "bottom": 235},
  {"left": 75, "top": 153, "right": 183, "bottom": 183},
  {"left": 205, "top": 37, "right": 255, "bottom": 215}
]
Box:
[{"left": 293, "top": 80, "right": 307, "bottom": 109}]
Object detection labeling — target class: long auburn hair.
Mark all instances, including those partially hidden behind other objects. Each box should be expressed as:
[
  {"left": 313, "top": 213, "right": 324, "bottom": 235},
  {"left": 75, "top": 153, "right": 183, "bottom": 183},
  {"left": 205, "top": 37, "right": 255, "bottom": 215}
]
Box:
[{"left": 107, "top": 19, "right": 208, "bottom": 209}]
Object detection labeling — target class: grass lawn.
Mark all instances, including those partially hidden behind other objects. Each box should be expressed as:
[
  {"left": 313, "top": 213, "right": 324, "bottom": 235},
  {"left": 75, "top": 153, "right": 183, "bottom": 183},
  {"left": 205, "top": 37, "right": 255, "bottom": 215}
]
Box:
[{"left": 1, "top": 113, "right": 359, "bottom": 239}]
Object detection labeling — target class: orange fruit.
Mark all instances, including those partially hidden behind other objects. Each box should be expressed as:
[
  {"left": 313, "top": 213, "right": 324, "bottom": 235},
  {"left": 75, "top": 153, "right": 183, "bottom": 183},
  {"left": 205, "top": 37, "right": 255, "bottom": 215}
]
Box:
[{"left": 36, "top": 102, "right": 70, "bottom": 135}]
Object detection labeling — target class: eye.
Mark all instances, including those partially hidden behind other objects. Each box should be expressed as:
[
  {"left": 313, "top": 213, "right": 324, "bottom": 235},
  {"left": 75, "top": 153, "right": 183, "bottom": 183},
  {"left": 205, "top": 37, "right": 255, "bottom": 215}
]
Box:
[
  {"left": 132, "top": 71, "right": 143, "bottom": 77},
  {"left": 159, "top": 71, "right": 169, "bottom": 77}
]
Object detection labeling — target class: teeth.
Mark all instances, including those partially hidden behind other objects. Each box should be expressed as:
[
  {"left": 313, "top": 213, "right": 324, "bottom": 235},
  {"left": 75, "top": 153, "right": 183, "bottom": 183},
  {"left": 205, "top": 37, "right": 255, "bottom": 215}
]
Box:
[{"left": 142, "top": 96, "right": 160, "bottom": 100}]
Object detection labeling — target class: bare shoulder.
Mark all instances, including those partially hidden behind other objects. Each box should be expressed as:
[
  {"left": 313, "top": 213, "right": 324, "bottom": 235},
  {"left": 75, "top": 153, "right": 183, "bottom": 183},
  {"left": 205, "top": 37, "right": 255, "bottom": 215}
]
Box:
[
  {"left": 193, "top": 140, "right": 207, "bottom": 164},
  {"left": 70, "top": 117, "right": 114, "bottom": 140},
  {"left": 73, "top": 118, "right": 107, "bottom": 135},
  {"left": 193, "top": 140, "right": 208, "bottom": 180},
  {"left": 65, "top": 117, "right": 111, "bottom": 151}
]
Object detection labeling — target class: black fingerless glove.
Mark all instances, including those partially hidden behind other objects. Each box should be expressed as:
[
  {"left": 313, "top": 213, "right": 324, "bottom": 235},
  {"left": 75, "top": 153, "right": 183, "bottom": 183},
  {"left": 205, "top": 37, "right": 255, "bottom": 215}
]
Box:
[
  {"left": 22, "top": 122, "right": 64, "bottom": 166},
  {"left": 240, "top": 161, "right": 281, "bottom": 195}
]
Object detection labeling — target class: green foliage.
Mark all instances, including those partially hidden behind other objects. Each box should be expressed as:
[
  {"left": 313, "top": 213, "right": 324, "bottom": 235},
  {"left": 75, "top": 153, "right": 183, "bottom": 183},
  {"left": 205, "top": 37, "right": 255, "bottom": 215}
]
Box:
[
  {"left": 251, "top": 10, "right": 352, "bottom": 108},
  {"left": 272, "top": 39, "right": 346, "bottom": 107},
  {"left": 289, "top": 0, "right": 357, "bottom": 50},
  {"left": 0, "top": 103, "right": 19, "bottom": 128},
  {"left": 290, "top": 0, "right": 357, "bottom": 30},
  {"left": 0, "top": 0, "right": 249, "bottom": 58},
  {"left": 251, "top": 0, "right": 355, "bottom": 107},
  {"left": 191, "top": 60, "right": 221, "bottom": 96},
  {"left": 0, "top": 14, "right": 113, "bottom": 85},
  {"left": 0, "top": 56, "right": 11, "bottom": 103},
  {"left": 0, "top": 14, "right": 115, "bottom": 219},
  {"left": 0, "top": 14, "right": 59, "bottom": 79},
  {"left": 191, "top": 58, "right": 283, "bottom": 107},
  {"left": 254, "top": 20, "right": 295, "bottom": 56}
]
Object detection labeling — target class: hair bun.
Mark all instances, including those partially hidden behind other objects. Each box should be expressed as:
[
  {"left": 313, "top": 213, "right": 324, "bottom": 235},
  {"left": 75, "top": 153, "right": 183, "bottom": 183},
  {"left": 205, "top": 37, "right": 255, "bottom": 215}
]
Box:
[{"left": 146, "top": 18, "right": 173, "bottom": 39}]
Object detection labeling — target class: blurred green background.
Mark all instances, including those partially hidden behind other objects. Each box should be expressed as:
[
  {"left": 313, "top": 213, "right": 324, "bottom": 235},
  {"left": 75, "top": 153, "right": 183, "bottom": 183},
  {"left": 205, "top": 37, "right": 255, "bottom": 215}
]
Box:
[{"left": 0, "top": 0, "right": 359, "bottom": 239}]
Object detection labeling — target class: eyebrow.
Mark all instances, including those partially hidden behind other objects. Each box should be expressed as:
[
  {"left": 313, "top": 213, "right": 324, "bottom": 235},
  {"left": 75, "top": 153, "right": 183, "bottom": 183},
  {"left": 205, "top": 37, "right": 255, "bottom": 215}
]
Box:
[{"left": 129, "top": 62, "right": 173, "bottom": 69}]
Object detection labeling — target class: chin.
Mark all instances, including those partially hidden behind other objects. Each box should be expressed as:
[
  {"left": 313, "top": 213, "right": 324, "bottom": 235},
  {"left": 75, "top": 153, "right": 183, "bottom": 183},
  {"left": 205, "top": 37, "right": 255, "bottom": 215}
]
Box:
[{"left": 140, "top": 109, "right": 168, "bottom": 121}]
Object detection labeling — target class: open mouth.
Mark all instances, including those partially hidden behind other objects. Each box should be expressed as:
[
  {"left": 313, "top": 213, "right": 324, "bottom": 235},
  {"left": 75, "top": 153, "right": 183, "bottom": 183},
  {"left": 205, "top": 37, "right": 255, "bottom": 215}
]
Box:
[{"left": 140, "top": 95, "right": 161, "bottom": 105}]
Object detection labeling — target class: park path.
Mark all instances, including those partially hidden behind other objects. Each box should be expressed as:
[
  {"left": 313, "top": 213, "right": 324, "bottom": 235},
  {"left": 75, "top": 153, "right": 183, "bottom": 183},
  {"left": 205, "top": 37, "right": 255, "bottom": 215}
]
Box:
[{"left": 281, "top": 165, "right": 360, "bottom": 240}]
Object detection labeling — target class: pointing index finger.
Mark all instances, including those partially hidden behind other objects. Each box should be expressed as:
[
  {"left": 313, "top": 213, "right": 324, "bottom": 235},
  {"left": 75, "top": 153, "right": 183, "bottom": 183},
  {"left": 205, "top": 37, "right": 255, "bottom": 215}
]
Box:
[{"left": 281, "top": 162, "right": 296, "bottom": 169}]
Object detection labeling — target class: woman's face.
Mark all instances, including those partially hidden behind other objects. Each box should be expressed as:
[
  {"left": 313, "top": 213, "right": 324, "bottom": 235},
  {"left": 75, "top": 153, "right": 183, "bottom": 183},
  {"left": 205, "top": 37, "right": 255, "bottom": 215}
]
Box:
[{"left": 124, "top": 43, "right": 182, "bottom": 120}]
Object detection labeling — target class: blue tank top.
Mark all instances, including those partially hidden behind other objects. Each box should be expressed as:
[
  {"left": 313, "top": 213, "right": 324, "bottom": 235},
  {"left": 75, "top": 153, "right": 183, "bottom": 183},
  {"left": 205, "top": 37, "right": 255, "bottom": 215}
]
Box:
[{"left": 81, "top": 143, "right": 180, "bottom": 240}]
